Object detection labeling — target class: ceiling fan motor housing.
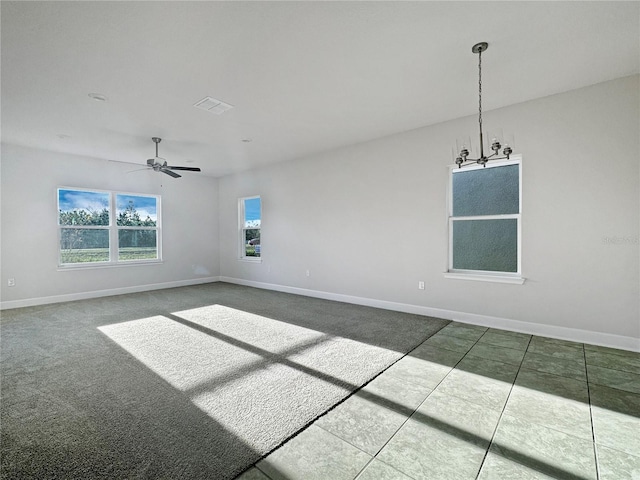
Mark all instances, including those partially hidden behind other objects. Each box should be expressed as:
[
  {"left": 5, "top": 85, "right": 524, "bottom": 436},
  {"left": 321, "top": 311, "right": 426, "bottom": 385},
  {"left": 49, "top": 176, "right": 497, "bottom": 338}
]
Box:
[{"left": 145, "top": 137, "right": 201, "bottom": 178}]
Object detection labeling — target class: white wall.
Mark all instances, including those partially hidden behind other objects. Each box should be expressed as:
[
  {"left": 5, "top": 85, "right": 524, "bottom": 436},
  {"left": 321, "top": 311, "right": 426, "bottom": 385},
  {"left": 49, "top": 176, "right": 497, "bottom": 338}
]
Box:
[
  {"left": 2, "top": 76, "right": 637, "bottom": 348},
  {"left": 218, "top": 75, "right": 640, "bottom": 347},
  {"left": 0, "top": 144, "right": 219, "bottom": 306}
]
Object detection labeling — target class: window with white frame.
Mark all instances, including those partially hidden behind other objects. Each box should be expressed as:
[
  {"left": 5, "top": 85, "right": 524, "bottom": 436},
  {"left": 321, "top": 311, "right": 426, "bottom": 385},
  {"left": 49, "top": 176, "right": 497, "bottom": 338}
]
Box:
[
  {"left": 448, "top": 158, "right": 521, "bottom": 278},
  {"left": 115, "top": 194, "right": 159, "bottom": 261},
  {"left": 239, "top": 196, "right": 261, "bottom": 260},
  {"left": 58, "top": 188, "right": 160, "bottom": 266}
]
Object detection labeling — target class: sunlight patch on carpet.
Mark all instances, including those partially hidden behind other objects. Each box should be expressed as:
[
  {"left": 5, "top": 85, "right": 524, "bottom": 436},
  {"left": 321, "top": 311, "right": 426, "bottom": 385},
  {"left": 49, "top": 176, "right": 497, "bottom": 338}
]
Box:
[{"left": 98, "top": 305, "right": 403, "bottom": 454}]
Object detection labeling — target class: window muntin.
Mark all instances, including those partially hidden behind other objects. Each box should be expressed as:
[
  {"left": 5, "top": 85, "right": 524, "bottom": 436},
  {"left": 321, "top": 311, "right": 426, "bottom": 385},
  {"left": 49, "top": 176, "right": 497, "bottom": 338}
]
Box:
[
  {"left": 449, "top": 159, "right": 521, "bottom": 276},
  {"left": 239, "top": 196, "right": 261, "bottom": 260},
  {"left": 58, "top": 188, "right": 160, "bottom": 266}
]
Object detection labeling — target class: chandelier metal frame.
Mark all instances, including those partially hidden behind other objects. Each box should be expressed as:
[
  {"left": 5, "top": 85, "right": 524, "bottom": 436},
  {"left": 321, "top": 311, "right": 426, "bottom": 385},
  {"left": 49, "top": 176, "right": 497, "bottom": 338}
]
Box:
[{"left": 456, "top": 42, "right": 513, "bottom": 168}]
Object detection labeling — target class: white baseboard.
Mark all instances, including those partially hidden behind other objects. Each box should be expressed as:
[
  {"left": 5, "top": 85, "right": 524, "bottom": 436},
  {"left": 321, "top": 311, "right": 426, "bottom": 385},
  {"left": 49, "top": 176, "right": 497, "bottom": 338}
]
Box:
[
  {"left": 3, "top": 275, "right": 637, "bottom": 353},
  {"left": 220, "top": 276, "right": 640, "bottom": 353},
  {"left": 0, "top": 277, "right": 221, "bottom": 310}
]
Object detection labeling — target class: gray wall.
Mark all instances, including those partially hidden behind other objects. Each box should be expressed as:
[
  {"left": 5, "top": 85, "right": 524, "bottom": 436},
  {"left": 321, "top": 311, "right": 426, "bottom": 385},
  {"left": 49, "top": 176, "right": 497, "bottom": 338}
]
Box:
[
  {"left": 1, "top": 76, "right": 637, "bottom": 347},
  {"left": 218, "top": 75, "right": 639, "bottom": 345},
  {"left": 0, "top": 144, "right": 220, "bottom": 305}
]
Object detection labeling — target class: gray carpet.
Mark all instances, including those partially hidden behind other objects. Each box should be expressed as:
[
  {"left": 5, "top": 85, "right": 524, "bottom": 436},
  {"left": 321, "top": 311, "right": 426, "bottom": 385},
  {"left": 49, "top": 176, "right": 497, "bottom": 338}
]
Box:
[{"left": 1, "top": 282, "right": 448, "bottom": 479}]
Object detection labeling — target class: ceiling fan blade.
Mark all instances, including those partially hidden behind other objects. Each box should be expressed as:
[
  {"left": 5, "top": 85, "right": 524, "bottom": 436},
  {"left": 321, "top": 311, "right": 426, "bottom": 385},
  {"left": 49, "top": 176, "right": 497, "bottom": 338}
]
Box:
[
  {"left": 127, "top": 167, "right": 149, "bottom": 174},
  {"left": 147, "top": 158, "right": 155, "bottom": 166},
  {"left": 167, "top": 166, "right": 201, "bottom": 172},
  {"left": 109, "top": 159, "right": 144, "bottom": 166},
  {"left": 161, "top": 169, "right": 181, "bottom": 178}
]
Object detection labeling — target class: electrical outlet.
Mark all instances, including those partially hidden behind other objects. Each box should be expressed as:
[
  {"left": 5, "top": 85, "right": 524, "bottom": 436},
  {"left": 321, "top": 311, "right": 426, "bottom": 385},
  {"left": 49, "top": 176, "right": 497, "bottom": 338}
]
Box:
[
  {"left": 418, "top": 281, "right": 425, "bottom": 290},
  {"left": 306, "top": 269, "right": 310, "bottom": 277},
  {"left": 8, "top": 278, "right": 15, "bottom": 287}
]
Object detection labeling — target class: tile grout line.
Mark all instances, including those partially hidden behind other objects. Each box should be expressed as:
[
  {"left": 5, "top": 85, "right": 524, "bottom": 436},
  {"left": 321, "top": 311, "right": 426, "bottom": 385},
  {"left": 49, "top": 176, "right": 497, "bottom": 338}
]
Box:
[
  {"left": 254, "top": 464, "right": 275, "bottom": 480},
  {"left": 509, "top": 364, "right": 609, "bottom": 443},
  {"left": 309, "top": 424, "right": 379, "bottom": 479},
  {"left": 474, "top": 333, "right": 533, "bottom": 479},
  {"left": 365, "top": 327, "right": 489, "bottom": 480},
  {"left": 245, "top": 321, "right": 453, "bottom": 480},
  {"left": 339, "top": 322, "right": 470, "bottom": 480},
  {"left": 349, "top": 323, "right": 467, "bottom": 480},
  {"left": 251, "top": 332, "right": 636, "bottom": 480}
]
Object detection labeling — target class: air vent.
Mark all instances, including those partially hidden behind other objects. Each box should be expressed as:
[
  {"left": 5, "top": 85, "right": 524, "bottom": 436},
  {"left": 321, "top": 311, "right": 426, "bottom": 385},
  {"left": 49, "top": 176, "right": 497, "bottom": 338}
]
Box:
[{"left": 193, "top": 96, "right": 234, "bottom": 115}]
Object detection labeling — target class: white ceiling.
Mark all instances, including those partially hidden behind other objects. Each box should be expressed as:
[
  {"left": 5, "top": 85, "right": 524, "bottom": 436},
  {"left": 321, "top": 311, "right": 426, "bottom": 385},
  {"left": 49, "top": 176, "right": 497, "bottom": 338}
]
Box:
[{"left": 2, "top": 1, "right": 639, "bottom": 177}]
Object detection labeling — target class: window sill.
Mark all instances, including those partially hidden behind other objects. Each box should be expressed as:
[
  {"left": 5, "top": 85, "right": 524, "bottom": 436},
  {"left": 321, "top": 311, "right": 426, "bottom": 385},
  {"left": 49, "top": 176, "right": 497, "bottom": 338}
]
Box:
[
  {"left": 58, "top": 260, "right": 163, "bottom": 271},
  {"left": 443, "top": 272, "right": 525, "bottom": 285},
  {"left": 238, "top": 257, "right": 262, "bottom": 264}
]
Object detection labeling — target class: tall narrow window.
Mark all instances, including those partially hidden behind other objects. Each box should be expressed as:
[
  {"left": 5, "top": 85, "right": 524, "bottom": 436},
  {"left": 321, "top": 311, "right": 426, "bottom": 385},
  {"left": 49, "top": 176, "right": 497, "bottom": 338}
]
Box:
[
  {"left": 116, "top": 194, "right": 159, "bottom": 261},
  {"left": 239, "top": 196, "right": 261, "bottom": 260},
  {"left": 448, "top": 158, "right": 522, "bottom": 279},
  {"left": 58, "top": 189, "right": 111, "bottom": 264}
]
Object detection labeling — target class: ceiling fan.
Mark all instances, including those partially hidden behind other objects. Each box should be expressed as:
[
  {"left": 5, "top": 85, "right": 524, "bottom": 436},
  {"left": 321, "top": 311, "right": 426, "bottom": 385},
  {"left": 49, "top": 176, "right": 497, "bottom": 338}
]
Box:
[{"left": 145, "top": 137, "right": 201, "bottom": 178}]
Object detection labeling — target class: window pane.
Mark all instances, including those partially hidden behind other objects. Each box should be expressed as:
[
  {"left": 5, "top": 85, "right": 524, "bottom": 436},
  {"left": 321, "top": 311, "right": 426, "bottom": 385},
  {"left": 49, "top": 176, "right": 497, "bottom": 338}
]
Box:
[
  {"left": 118, "top": 229, "right": 158, "bottom": 260},
  {"left": 116, "top": 195, "right": 157, "bottom": 226},
  {"left": 58, "top": 189, "right": 109, "bottom": 225},
  {"left": 60, "top": 228, "right": 109, "bottom": 263},
  {"left": 452, "top": 219, "right": 518, "bottom": 272},
  {"left": 452, "top": 164, "right": 519, "bottom": 217},
  {"left": 244, "top": 229, "right": 260, "bottom": 257},
  {"left": 243, "top": 197, "right": 261, "bottom": 228}
]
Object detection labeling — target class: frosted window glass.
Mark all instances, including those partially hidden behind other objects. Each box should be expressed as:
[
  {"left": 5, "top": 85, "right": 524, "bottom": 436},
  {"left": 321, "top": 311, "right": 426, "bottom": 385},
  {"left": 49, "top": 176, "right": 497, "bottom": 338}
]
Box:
[
  {"left": 452, "top": 219, "right": 518, "bottom": 272},
  {"left": 452, "top": 164, "right": 519, "bottom": 217}
]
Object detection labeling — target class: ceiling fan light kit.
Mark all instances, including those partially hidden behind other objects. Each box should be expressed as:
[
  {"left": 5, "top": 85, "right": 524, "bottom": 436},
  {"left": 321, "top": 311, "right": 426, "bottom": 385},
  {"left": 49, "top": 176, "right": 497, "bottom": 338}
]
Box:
[
  {"left": 455, "top": 42, "right": 515, "bottom": 168},
  {"left": 146, "top": 137, "right": 201, "bottom": 178}
]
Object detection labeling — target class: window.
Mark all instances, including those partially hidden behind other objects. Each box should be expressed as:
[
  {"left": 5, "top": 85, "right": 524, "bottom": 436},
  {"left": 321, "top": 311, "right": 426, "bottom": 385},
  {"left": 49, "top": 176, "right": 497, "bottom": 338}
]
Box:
[
  {"left": 58, "top": 188, "right": 160, "bottom": 266},
  {"left": 116, "top": 194, "right": 159, "bottom": 261},
  {"left": 447, "top": 158, "right": 522, "bottom": 282},
  {"left": 58, "top": 189, "right": 111, "bottom": 264},
  {"left": 239, "top": 196, "right": 261, "bottom": 260}
]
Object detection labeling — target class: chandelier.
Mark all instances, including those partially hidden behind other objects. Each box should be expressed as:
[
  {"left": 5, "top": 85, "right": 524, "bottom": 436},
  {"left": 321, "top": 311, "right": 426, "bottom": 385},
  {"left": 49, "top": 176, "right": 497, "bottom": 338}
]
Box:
[{"left": 456, "top": 42, "right": 512, "bottom": 168}]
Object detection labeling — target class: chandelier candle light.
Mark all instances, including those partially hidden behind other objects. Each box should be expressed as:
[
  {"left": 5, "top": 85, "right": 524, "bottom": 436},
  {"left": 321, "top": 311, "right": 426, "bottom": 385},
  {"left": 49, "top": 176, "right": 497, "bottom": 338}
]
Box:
[{"left": 456, "top": 42, "right": 513, "bottom": 168}]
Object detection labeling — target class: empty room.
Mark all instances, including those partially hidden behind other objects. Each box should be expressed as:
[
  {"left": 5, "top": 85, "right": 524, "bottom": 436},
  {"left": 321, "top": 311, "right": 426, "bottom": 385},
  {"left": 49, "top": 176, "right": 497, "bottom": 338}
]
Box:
[{"left": 1, "top": 2, "right": 639, "bottom": 479}]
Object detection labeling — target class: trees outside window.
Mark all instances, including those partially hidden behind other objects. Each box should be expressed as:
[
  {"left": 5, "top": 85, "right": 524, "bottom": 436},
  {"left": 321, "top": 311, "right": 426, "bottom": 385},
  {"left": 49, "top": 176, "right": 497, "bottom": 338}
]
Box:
[
  {"left": 239, "top": 196, "right": 261, "bottom": 260},
  {"left": 58, "top": 188, "right": 160, "bottom": 265},
  {"left": 116, "top": 195, "right": 159, "bottom": 261}
]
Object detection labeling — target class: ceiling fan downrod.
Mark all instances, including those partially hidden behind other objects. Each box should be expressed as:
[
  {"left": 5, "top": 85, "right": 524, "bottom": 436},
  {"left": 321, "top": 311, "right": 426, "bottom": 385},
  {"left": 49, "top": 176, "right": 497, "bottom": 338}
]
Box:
[{"left": 152, "top": 137, "right": 161, "bottom": 159}]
